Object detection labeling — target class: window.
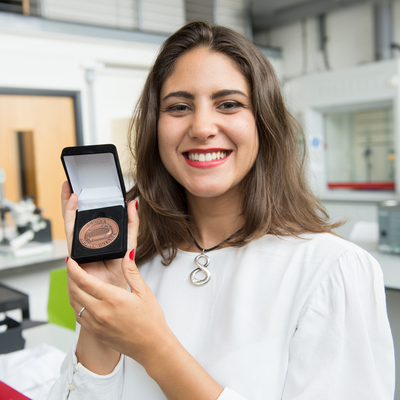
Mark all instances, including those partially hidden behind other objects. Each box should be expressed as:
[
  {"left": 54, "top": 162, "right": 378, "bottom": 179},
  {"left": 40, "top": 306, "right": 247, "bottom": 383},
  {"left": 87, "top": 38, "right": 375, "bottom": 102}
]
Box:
[{"left": 324, "top": 106, "right": 395, "bottom": 190}]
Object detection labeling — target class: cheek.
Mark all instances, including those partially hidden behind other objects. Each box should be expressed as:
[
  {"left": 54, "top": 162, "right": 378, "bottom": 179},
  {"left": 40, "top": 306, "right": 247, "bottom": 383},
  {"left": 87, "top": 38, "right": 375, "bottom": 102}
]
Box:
[
  {"left": 252, "top": 131, "right": 259, "bottom": 156},
  {"left": 157, "top": 126, "right": 178, "bottom": 177},
  {"left": 157, "top": 119, "right": 172, "bottom": 150},
  {"left": 157, "top": 124, "right": 168, "bottom": 167},
  {"left": 233, "top": 119, "right": 258, "bottom": 152},
  {"left": 158, "top": 117, "right": 181, "bottom": 147}
]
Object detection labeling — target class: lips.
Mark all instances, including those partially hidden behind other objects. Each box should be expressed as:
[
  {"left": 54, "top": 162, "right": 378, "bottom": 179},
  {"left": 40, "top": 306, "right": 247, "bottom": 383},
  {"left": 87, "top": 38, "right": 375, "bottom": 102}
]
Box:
[{"left": 183, "top": 149, "right": 231, "bottom": 168}]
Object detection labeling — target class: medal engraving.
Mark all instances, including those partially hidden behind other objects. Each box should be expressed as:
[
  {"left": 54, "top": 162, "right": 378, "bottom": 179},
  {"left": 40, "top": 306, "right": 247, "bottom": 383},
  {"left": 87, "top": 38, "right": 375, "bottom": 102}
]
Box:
[{"left": 79, "top": 218, "right": 119, "bottom": 249}]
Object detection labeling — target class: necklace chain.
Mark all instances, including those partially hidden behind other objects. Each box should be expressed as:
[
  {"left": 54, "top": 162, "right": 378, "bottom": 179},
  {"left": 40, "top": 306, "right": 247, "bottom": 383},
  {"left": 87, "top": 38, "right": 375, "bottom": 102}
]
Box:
[
  {"left": 190, "top": 228, "right": 242, "bottom": 286},
  {"left": 192, "top": 229, "right": 241, "bottom": 253}
]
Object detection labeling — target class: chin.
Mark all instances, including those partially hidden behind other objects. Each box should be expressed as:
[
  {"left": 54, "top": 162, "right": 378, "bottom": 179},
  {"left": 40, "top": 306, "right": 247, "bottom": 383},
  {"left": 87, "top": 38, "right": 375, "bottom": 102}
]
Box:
[{"left": 185, "top": 183, "right": 237, "bottom": 199}]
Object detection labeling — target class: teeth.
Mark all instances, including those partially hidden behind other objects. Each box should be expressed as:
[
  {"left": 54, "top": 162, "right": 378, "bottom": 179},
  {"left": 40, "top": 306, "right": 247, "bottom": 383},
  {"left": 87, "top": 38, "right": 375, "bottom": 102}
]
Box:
[{"left": 187, "top": 151, "right": 228, "bottom": 161}]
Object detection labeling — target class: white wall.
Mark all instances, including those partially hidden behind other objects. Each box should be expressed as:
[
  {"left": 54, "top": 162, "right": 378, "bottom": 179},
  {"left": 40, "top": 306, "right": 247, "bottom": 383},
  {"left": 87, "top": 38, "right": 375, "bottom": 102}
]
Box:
[
  {"left": 254, "top": 1, "right": 399, "bottom": 80},
  {"left": 0, "top": 30, "right": 159, "bottom": 147},
  {"left": 327, "top": 3, "right": 374, "bottom": 70}
]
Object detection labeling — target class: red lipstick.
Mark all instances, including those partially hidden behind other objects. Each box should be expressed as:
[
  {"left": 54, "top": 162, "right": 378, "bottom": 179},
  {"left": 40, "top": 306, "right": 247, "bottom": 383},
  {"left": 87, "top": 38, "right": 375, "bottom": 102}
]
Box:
[{"left": 183, "top": 149, "right": 231, "bottom": 169}]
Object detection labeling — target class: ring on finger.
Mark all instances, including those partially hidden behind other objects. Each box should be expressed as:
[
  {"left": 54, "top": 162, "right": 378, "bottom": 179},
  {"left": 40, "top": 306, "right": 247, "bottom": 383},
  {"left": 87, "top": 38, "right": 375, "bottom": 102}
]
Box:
[{"left": 78, "top": 306, "right": 86, "bottom": 317}]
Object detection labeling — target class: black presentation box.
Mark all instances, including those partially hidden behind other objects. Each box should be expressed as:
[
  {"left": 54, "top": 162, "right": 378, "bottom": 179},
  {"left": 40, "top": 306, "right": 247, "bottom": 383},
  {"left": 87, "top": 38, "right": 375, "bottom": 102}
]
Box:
[{"left": 61, "top": 144, "right": 127, "bottom": 264}]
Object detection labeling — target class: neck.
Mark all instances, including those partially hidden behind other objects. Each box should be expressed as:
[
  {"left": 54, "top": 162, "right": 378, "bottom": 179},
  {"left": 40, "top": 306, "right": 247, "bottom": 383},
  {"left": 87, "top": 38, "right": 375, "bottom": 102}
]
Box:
[{"left": 185, "top": 190, "right": 243, "bottom": 251}]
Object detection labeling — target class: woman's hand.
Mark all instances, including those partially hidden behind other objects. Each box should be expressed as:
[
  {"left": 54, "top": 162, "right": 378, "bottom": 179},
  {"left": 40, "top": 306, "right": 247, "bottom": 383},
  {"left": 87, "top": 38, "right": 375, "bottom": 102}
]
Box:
[
  {"left": 66, "top": 244, "right": 171, "bottom": 370},
  {"left": 62, "top": 181, "right": 170, "bottom": 369}
]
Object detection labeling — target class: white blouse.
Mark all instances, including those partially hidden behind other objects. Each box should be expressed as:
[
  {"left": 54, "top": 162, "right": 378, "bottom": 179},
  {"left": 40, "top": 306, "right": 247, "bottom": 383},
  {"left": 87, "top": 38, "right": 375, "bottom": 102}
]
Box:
[{"left": 48, "top": 233, "right": 395, "bottom": 399}]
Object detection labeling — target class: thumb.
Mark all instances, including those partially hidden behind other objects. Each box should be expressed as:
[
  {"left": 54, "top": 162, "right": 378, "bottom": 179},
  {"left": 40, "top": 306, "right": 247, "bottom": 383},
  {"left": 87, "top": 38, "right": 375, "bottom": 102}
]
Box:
[{"left": 121, "top": 248, "right": 143, "bottom": 293}]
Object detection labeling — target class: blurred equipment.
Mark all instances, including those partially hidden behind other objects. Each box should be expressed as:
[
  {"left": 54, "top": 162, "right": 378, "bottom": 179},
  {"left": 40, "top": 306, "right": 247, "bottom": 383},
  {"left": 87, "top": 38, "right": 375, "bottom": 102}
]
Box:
[
  {"left": 0, "top": 168, "right": 52, "bottom": 257},
  {"left": 378, "top": 201, "right": 400, "bottom": 254},
  {"left": 0, "top": 282, "right": 29, "bottom": 354}
]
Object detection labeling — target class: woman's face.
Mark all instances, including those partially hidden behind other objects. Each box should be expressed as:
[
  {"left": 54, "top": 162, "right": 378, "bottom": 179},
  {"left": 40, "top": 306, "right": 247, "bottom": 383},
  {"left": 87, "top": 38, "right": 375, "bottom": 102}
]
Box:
[{"left": 158, "top": 47, "right": 258, "bottom": 200}]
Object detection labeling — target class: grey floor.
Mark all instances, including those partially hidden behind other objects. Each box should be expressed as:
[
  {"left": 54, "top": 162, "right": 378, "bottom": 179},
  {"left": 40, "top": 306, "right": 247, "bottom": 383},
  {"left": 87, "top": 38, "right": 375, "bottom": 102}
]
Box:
[{"left": 385, "top": 289, "right": 400, "bottom": 399}]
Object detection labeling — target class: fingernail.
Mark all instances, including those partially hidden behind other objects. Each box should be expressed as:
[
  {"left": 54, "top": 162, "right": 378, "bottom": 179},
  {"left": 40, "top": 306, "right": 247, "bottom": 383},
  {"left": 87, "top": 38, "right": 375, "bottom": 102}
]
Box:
[
  {"left": 129, "top": 249, "right": 135, "bottom": 261},
  {"left": 66, "top": 256, "right": 69, "bottom": 263},
  {"left": 135, "top": 200, "right": 138, "bottom": 210}
]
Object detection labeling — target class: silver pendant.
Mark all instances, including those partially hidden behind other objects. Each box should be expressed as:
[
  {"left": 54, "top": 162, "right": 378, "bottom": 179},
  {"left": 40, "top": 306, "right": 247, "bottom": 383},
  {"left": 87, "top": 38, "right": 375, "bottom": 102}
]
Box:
[{"left": 190, "top": 252, "right": 211, "bottom": 286}]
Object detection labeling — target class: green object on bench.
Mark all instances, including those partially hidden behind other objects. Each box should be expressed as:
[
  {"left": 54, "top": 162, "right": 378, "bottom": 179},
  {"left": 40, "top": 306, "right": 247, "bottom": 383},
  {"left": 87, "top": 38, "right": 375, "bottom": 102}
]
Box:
[{"left": 47, "top": 267, "right": 76, "bottom": 331}]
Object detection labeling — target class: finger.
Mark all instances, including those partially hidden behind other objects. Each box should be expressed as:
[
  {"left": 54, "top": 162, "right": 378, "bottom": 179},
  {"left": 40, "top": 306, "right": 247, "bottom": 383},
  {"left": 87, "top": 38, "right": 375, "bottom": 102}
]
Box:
[
  {"left": 66, "top": 257, "right": 116, "bottom": 302},
  {"left": 121, "top": 248, "right": 145, "bottom": 296},
  {"left": 127, "top": 200, "right": 139, "bottom": 252},
  {"left": 61, "top": 182, "right": 78, "bottom": 252},
  {"left": 67, "top": 275, "right": 101, "bottom": 315},
  {"left": 61, "top": 181, "right": 72, "bottom": 218},
  {"left": 66, "top": 260, "right": 111, "bottom": 331},
  {"left": 72, "top": 303, "right": 97, "bottom": 332},
  {"left": 74, "top": 304, "right": 92, "bottom": 321}
]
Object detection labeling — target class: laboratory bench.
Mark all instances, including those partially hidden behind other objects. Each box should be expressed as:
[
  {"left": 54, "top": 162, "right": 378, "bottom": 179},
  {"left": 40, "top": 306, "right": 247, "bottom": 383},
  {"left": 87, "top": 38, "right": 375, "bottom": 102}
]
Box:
[{"left": 0, "top": 239, "right": 68, "bottom": 274}]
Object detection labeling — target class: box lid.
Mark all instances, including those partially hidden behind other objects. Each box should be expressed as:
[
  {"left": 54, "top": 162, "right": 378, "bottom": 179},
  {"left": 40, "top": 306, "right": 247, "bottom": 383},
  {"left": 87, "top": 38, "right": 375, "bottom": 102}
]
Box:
[{"left": 61, "top": 144, "right": 126, "bottom": 212}]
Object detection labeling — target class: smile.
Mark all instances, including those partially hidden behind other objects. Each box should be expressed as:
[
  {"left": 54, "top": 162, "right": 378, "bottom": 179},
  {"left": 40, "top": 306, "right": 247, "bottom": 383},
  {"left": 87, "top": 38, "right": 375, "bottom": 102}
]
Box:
[{"left": 185, "top": 151, "right": 229, "bottom": 161}]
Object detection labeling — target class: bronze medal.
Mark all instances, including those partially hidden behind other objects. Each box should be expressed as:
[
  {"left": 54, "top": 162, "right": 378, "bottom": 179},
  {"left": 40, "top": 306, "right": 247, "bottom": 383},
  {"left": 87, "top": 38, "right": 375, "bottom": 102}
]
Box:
[{"left": 79, "top": 217, "right": 119, "bottom": 249}]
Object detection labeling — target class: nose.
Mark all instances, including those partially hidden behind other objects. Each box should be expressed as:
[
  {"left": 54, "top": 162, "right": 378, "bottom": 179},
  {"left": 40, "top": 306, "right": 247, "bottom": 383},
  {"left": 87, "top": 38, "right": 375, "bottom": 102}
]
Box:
[{"left": 189, "top": 106, "right": 218, "bottom": 141}]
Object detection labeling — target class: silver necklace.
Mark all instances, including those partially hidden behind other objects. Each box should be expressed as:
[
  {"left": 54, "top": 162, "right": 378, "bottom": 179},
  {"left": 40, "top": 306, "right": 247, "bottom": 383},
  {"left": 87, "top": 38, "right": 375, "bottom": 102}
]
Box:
[{"left": 190, "top": 231, "right": 239, "bottom": 286}]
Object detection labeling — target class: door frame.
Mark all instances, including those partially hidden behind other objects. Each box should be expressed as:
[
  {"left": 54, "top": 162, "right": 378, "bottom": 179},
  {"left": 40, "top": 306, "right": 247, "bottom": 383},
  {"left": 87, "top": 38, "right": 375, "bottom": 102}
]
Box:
[{"left": 0, "top": 87, "right": 84, "bottom": 145}]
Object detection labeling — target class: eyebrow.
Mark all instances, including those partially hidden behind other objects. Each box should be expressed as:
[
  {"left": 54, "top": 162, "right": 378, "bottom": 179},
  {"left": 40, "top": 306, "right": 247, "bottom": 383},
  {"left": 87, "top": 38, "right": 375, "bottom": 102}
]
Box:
[
  {"left": 162, "top": 89, "right": 247, "bottom": 101},
  {"left": 162, "top": 91, "right": 194, "bottom": 101},
  {"left": 210, "top": 89, "right": 247, "bottom": 100}
]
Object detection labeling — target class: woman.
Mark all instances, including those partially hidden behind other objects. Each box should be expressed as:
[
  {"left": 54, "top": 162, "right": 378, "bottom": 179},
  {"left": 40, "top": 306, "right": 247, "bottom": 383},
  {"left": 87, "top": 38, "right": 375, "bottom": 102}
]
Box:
[{"left": 48, "top": 21, "right": 394, "bottom": 399}]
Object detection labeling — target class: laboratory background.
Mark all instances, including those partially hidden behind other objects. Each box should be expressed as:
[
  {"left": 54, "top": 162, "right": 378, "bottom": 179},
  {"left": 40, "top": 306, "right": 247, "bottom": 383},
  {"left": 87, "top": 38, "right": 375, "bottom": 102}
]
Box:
[{"left": 0, "top": 0, "right": 399, "bottom": 398}]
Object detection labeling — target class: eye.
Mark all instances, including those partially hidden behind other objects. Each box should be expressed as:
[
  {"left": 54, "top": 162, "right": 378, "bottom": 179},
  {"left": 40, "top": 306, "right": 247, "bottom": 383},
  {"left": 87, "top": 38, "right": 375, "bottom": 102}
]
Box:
[
  {"left": 165, "top": 104, "right": 190, "bottom": 113},
  {"left": 218, "top": 101, "right": 244, "bottom": 111}
]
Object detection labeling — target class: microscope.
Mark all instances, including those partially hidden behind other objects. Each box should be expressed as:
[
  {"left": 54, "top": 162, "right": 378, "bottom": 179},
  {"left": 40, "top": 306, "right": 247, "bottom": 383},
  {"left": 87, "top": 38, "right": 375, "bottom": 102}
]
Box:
[{"left": 0, "top": 168, "right": 52, "bottom": 254}]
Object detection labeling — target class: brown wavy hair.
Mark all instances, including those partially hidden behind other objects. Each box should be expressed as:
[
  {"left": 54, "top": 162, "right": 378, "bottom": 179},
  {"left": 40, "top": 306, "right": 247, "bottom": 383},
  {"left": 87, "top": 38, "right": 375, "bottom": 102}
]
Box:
[{"left": 127, "top": 21, "right": 341, "bottom": 266}]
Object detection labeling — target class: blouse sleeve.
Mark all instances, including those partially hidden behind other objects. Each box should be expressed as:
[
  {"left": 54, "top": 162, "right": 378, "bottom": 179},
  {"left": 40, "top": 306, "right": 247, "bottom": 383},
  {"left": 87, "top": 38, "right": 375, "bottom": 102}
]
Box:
[
  {"left": 217, "top": 388, "right": 247, "bottom": 399},
  {"left": 46, "top": 339, "right": 124, "bottom": 400},
  {"left": 282, "top": 247, "right": 395, "bottom": 400}
]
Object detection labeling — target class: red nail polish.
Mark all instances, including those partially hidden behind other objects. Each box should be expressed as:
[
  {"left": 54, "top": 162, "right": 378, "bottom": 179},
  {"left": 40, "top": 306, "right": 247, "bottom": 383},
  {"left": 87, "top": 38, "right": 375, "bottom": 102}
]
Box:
[
  {"left": 135, "top": 200, "right": 138, "bottom": 210},
  {"left": 66, "top": 256, "right": 69, "bottom": 263},
  {"left": 129, "top": 249, "right": 135, "bottom": 261}
]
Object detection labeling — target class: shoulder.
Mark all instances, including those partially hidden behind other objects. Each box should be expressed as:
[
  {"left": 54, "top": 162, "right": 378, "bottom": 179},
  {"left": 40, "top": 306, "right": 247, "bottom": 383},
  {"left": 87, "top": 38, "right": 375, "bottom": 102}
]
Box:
[
  {"left": 246, "top": 232, "right": 372, "bottom": 263},
  {"left": 252, "top": 232, "right": 378, "bottom": 261},
  {"left": 244, "top": 233, "right": 383, "bottom": 291}
]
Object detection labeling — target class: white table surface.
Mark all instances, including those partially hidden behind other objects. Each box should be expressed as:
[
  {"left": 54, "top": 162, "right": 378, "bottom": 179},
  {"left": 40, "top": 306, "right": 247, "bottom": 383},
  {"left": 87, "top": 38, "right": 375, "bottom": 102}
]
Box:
[{"left": 23, "top": 323, "right": 76, "bottom": 354}]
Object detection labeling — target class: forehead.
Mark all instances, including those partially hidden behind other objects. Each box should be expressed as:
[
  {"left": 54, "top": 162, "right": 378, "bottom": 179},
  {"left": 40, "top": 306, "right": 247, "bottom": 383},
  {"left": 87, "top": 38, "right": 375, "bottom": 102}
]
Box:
[{"left": 160, "top": 47, "right": 249, "bottom": 96}]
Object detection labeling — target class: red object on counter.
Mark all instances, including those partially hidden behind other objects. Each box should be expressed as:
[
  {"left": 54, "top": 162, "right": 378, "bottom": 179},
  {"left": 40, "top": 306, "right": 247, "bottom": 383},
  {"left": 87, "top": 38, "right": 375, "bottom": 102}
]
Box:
[
  {"left": 327, "top": 182, "right": 395, "bottom": 190},
  {"left": 0, "top": 381, "right": 31, "bottom": 400}
]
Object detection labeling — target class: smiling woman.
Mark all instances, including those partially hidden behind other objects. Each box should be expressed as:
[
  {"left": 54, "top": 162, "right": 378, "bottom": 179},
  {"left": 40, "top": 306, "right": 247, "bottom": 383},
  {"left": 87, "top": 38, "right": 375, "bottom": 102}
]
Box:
[
  {"left": 49, "top": 21, "right": 395, "bottom": 400},
  {"left": 129, "top": 22, "right": 347, "bottom": 268}
]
